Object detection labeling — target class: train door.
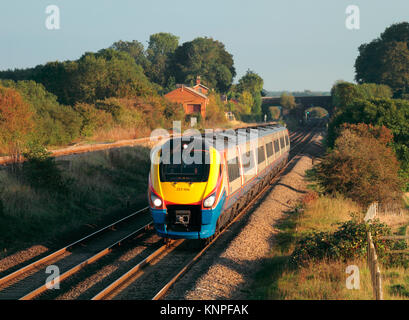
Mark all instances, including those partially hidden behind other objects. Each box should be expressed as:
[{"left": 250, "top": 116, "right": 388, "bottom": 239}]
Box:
[
  {"left": 285, "top": 130, "right": 290, "bottom": 151},
  {"left": 265, "top": 134, "right": 275, "bottom": 165},
  {"left": 226, "top": 146, "right": 242, "bottom": 195},
  {"left": 240, "top": 140, "right": 256, "bottom": 184},
  {"left": 273, "top": 133, "right": 281, "bottom": 159},
  {"left": 256, "top": 137, "right": 267, "bottom": 173},
  {"left": 279, "top": 132, "right": 286, "bottom": 154}
]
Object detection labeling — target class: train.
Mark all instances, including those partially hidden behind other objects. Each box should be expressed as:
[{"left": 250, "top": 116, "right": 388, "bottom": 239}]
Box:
[{"left": 148, "top": 125, "right": 290, "bottom": 242}]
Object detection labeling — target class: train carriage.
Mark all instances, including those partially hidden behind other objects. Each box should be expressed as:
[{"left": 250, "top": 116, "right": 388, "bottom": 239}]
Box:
[{"left": 148, "top": 125, "right": 290, "bottom": 241}]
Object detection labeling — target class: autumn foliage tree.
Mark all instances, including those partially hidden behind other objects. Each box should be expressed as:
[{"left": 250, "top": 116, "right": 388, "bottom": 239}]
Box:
[
  {"left": 317, "top": 123, "right": 402, "bottom": 206},
  {"left": 0, "top": 86, "right": 34, "bottom": 160}
]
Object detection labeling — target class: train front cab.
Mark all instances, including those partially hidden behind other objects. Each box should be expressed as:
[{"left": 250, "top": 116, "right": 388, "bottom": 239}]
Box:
[{"left": 149, "top": 141, "right": 225, "bottom": 240}]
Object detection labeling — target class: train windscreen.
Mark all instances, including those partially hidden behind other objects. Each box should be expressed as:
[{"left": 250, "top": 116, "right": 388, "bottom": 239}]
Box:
[{"left": 159, "top": 148, "right": 211, "bottom": 183}]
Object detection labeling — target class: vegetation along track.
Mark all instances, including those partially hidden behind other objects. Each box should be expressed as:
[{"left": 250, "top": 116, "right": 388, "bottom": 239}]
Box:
[
  {"left": 0, "top": 122, "right": 317, "bottom": 300},
  {"left": 91, "top": 122, "right": 322, "bottom": 300}
]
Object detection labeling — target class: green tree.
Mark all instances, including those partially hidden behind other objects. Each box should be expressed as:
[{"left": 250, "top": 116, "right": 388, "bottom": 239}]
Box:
[
  {"left": 237, "top": 70, "right": 263, "bottom": 94},
  {"left": 280, "top": 92, "right": 296, "bottom": 109},
  {"left": 146, "top": 33, "right": 179, "bottom": 88},
  {"left": 379, "top": 41, "right": 409, "bottom": 97},
  {"left": 236, "top": 70, "right": 263, "bottom": 118},
  {"left": 331, "top": 81, "right": 393, "bottom": 110},
  {"left": 110, "top": 40, "right": 150, "bottom": 71},
  {"left": 170, "top": 37, "right": 236, "bottom": 92},
  {"left": 236, "top": 91, "right": 253, "bottom": 115},
  {"left": 355, "top": 22, "right": 409, "bottom": 97}
]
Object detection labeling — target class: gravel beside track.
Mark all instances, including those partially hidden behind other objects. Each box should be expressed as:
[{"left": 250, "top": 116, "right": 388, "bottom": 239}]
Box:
[
  {"left": 164, "top": 131, "right": 324, "bottom": 300},
  {"left": 0, "top": 210, "right": 152, "bottom": 299}
]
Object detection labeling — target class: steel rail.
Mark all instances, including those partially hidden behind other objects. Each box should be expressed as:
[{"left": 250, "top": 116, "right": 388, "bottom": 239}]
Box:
[
  {"left": 20, "top": 221, "right": 154, "bottom": 300},
  {"left": 0, "top": 207, "right": 150, "bottom": 290},
  {"left": 91, "top": 239, "right": 184, "bottom": 300}
]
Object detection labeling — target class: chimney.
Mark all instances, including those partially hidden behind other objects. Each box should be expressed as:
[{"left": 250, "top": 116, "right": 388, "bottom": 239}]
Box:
[{"left": 196, "top": 76, "right": 201, "bottom": 86}]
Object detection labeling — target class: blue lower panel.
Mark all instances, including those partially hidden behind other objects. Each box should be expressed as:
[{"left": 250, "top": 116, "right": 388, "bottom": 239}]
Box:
[{"left": 150, "top": 193, "right": 226, "bottom": 240}]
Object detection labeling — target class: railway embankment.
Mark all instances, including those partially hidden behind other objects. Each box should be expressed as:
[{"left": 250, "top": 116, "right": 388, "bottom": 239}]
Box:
[{"left": 0, "top": 144, "right": 151, "bottom": 262}]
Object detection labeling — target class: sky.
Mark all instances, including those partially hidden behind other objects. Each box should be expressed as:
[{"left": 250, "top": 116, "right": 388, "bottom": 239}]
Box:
[{"left": 0, "top": 0, "right": 408, "bottom": 92}]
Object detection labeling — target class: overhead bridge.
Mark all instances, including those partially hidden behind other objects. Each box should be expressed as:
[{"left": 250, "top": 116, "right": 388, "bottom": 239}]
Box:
[{"left": 262, "top": 95, "right": 334, "bottom": 116}]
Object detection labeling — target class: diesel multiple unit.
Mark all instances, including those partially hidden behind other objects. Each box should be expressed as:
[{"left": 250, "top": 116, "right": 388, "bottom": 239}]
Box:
[{"left": 148, "top": 125, "right": 290, "bottom": 241}]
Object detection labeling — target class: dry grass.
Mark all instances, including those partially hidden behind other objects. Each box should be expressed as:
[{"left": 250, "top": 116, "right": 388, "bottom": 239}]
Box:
[
  {"left": 91, "top": 126, "right": 151, "bottom": 142},
  {"left": 296, "top": 195, "right": 362, "bottom": 234},
  {"left": 404, "top": 193, "right": 409, "bottom": 207},
  {"left": 274, "top": 259, "right": 373, "bottom": 300}
]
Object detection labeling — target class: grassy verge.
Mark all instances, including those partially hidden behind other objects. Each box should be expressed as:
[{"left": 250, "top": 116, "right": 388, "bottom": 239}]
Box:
[
  {"left": 248, "top": 192, "right": 409, "bottom": 300},
  {"left": 0, "top": 145, "right": 151, "bottom": 256},
  {"left": 248, "top": 194, "right": 372, "bottom": 299}
]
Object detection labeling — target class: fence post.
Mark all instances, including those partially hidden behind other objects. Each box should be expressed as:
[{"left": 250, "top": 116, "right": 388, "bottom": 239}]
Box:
[{"left": 366, "top": 230, "right": 383, "bottom": 300}]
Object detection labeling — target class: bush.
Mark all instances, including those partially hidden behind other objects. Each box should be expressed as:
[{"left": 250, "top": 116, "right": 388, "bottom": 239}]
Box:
[
  {"left": 205, "top": 93, "right": 226, "bottom": 125},
  {"left": 317, "top": 124, "right": 402, "bottom": 206},
  {"left": 73, "top": 103, "right": 114, "bottom": 137},
  {"left": 0, "top": 85, "right": 34, "bottom": 157},
  {"left": 291, "top": 220, "right": 392, "bottom": 265},
  {"left": 22, "top": 141, "right": 70, "bottom": 193}
]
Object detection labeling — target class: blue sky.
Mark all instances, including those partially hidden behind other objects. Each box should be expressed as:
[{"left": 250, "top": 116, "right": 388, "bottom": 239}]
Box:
[{"left": 1, "top": 0, "right": 408, "bottom": 91}]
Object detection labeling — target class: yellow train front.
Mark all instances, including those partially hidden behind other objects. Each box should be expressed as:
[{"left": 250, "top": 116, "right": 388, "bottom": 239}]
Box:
[{"left": 148, "top": 125, "right": 290, "bottom": 240}]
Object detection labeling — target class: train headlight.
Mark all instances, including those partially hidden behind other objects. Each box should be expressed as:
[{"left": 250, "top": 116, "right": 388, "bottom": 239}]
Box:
[
  {"left": 151, "top": 194, "right": 163, "bottom": 208},
  {"left": 203, "top": 193, "right": 216, "bottom": 208}
]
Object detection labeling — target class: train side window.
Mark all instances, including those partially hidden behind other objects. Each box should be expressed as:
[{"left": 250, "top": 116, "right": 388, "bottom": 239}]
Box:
[
  {"left": 257, "top": 146, "right": 266, "bottom": 164},
  {"left": 241, "top": 150, "right": 255, "bottom": 173},
  {"left": 273, "top": 139, "right": 280, "bottom": 153},
  {"left": 280, "top": 136, "right": 285, "bottom": 149},
  {"left": 285, "top": 135, "right": 289, "bottom": 146},
  {"left": 266, "top": 142, "right": 274, "bottom": 158},
  {"left": 227, "top": 157, "right": 240, "bottom": 182}
]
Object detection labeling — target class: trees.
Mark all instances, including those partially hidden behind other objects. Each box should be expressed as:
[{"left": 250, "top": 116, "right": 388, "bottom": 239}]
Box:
[
  {"left": 0, "top": 86, "right": 34, "bottom": 159},
  {"left": 237, "top": 70, "right": 263, "bottom": 94},
  {"left": 236, "top": 70, "right": 263, "bottom": 118},
  {"left": 327, "top": 97, "right": 409, "bottom": 191},
  {"left": 170, "top": 37, "right": 236, "bottom": 93},
  {"left": 378, "top": 41, "right": 409, "bottom": 97},
  {"left": 355, "top": 22, "right": 409, "bottom": 97},
  {"left": 205, "top": 93, "right": 227, "bottom": 125},
  {"left": 331, "top": 81, "right": 393, "bottom": 110},
  {"left": 0, "top": 80, "right": 81, "bottom": 146},
  {"left": 146, "top": 33, "right": 179, "bottom": 88},
  {"left": 110, "top": 40, "right": 150, "bottom": 71},
  {"left": 280, "top": 92, "right": 296, "bottom": 109}
]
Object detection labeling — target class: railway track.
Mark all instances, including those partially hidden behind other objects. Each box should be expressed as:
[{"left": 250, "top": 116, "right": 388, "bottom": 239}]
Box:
[
  {"left": 0, "top": 122, "right": 318, "bottom": 300},
  {"left": 90, "top": 122, "right": 322, "bottom": 300},
  {"left": 0, "top": 207, "right": 152, "bottom": 299}
]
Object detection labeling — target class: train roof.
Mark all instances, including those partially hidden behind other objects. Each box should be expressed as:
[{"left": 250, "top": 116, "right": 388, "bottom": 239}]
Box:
[
  {"left": 197, "top": 124, "right": 287, "bottom": 151},
  {"left": 158, "top": 124, "right": 288, "bottom": 154}
]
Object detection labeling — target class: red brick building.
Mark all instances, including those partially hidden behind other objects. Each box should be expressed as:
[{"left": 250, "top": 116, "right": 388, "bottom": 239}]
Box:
[{"left": 164, "top": 76, "right": 209, "bottom": 119}]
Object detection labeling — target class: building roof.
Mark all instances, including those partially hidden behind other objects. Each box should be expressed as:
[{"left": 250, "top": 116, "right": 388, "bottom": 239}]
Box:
[
  {"left": 178, "top": 85, "right": 208, "bottom": 100},
  {"left": 193, "top": 83, "right": 209, "bottom": 91}
]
